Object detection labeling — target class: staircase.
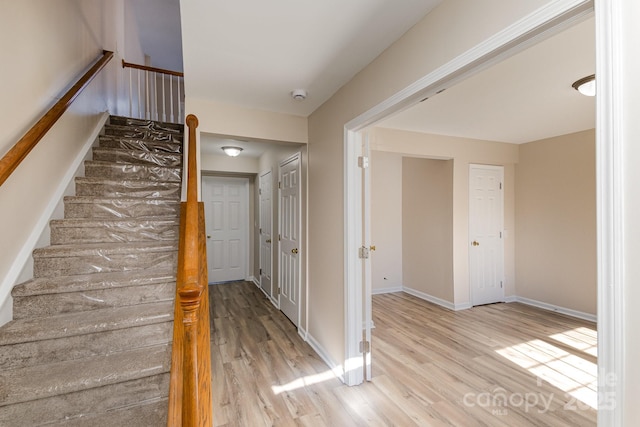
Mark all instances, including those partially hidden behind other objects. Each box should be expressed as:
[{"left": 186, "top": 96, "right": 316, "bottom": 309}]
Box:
[{"left": 0, "top": 117, "right": 183, "bottom": 426}]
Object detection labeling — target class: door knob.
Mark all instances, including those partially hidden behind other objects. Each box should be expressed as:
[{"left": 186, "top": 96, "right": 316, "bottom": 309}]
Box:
[
  {"left": 370, "top": 245, "right": 376, "bottom": 251},
  {"left": 291, "top": 248, "right": 298, "bottom": 254},
  {"left": 471, "top": 241, "right": 479, "bottom": 246},
  {"left": 207, "top": 235, "right": 211, "bottom": 239},
  {"left": 266, "top": 239, "right": 271, "bottom": 243}
]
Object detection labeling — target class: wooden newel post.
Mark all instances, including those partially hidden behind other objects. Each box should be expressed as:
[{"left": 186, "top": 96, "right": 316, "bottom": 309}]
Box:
[{"left": 168, "top": 113, "right": 213, "bottom": 426}]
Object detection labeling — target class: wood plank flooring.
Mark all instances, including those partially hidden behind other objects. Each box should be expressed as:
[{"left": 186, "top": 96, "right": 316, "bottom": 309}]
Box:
[{"left": 210, "top": 282, "right": 597, "bottom": 426}]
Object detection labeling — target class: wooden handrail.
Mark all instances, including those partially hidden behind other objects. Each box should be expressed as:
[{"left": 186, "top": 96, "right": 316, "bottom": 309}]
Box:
[
  {"left": 168, "top": 114, "right": 213, "bottom": 426},
  {"left": 0, "top": 50, "right": 114, "bottom": 187},
  {"left": 122, "top": 59, "right": 184, "bottom": 77}
]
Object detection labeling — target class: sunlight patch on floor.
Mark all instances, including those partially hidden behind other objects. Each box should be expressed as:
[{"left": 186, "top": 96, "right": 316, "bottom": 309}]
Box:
[
  {"left": 271, "top": 369, "right": 338, "bottom": 395},
  {"left": 550, "top": 327, "right": 597, "bottom": 357},
  {"left": 496, "top": 335, "right": 597, "bottom": 409}
]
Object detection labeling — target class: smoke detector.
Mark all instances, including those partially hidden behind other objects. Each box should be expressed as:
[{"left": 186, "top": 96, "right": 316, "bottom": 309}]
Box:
[{"left": 291, "top": 89, "right": 307, "bottom": 101}]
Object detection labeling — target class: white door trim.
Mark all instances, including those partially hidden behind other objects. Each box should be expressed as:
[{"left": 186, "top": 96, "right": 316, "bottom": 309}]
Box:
[
  {"left": 468, "top": 164, "right": 505, "bottom": 306},
  {"left": 343, "top": 2, "right": 624, "bottom": 423},
  {"left": 258, "top": 169, "right": 273, "bottom": 298}
]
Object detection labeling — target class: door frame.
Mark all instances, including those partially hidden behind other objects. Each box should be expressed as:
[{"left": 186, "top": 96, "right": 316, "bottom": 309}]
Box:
[
  {"left": 344, "top": 2, "right": 624, "bottom": 424},
  {"left": 468, "top": 164, "right": 505, "bottom": 306},
  {"left": 258, "top": 169, "right": 273, "bottom": 298}
]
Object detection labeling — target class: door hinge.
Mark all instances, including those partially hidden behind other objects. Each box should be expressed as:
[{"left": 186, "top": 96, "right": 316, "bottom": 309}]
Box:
[
  {"left": 357, "top": 156, "right": 369, "bottom": 168},
  {"left": 278, "top": 181, "right": 282, "bottom": 189},
  {"left": 499, "top": 182, "right": 503, "bottom": 190},
  {"left": 500, "top": 281, "right": 503, "bottom": 288},
  {"left": 277, "top": 286, "right": 281, "bottom": 294},
  {"left": 359, "top": 340, "right": 371, "bottom": 353},
  {"left": 499, "top": 231, "right": 502, "bottom": 238},
  {"left": 278, "top": 234, "right": 281, "bottom": 241},
  {"left": 259, "top": 227, "right": 262, "bottom": 234},
  {"left": 259, "top": 188, "right": 262, "bottom": 195},
  {"left": 358, "top": 246, "right": 370, "bottom": 259},
  {"left": 259, "top": 268, "right": 262, "bottom": 275}
]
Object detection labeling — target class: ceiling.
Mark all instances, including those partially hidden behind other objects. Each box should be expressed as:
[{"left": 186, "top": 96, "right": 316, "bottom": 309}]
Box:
[
  {"left": 378, "top": 16, "right": 596, "bottom": 144},
  {"left": 179, "top": 0, "right": 443, "bottom": 116},
  {"left": 133, "top": 2, "right": 595, "bottom": 145}
]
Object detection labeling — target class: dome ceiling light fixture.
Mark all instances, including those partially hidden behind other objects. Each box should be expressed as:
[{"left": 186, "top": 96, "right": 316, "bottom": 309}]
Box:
[
  {"left": 572, "top": 74, "right": 596, "bottom": 97},
  {"left": 221, "top": 146, "right": 243, "bottom": 157}
]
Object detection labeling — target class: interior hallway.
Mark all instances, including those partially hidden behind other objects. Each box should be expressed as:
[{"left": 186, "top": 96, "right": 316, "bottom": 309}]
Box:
[{"left": 210, "top": 282, "right": 597, "bottom": 426}]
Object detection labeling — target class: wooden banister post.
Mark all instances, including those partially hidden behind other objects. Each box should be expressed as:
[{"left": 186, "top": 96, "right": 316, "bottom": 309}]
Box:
[{"left": 168, "top": 114, "right": 212, "bottom": 427}]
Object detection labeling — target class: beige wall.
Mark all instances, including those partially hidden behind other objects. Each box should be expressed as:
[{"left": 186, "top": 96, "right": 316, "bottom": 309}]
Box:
[
  {"left": 370, "top": 151, "right": 403, "bottom": 292},
  {"left": 186, "top": 98, "right": 308, "bottom": 144},
  {"left": 402, "top": 158, "right": 454, "bottom": 302},
  {"left": 515, "top": 129, "right": 596, "bottom": 315},
  {"left": 306, "top": 0, "right": 546, "bottom": 368},
  {"left": 0, "top": 0, "right": 125, "bottom": 324}
]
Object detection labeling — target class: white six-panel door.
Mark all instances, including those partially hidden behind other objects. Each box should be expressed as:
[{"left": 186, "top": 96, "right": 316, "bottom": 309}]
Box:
[
  {"left": 278, "top": 154, "right": 301, "bottom": 325},
  {"left": 259, "top": 171, "right": 273, "bottom": 297},
  {"left": 469, "top": 164, "right": 504, "bottom": 305},
  {"left": 202, "top": 176, "right": 249, "bottom": 283}
]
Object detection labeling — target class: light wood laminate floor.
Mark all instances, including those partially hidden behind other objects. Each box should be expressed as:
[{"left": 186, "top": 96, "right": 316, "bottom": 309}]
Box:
[{"left": 210, "top": 282, "right": 597, "bottom": 426}]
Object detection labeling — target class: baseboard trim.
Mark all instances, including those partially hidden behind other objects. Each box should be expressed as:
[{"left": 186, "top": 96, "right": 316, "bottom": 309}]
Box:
[
  {"left": 306, "top": 333, "right": 345, "bottom": 383},
  {"left": 402, "top": 287, "right": 456, "bottom": 311},
  {"left": 510, "top": 296, "right": 597, "bottom": 323},
  {"left": 0, "top": 112, "right": 108, "bottom": 326},
  {"left": 249, "top": 276, "right": 260, "bottom": 288},
  {"left": 372, "top": 286, "right": 403, "bottom": 295},
  {"left": 298, "top": 327, "right": 308, "bottom": 341}
]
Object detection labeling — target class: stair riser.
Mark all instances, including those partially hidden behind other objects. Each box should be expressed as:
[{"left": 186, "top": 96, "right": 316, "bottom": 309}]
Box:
[
  {"left": 50, "top": 222, "right": 179, "bottom": 245},
  {"left": 75, "top": 181, "right": 181, "bottom": 199},
  {"left": 99, "top": 137, "right": 182, "bottom": 153},
  {"left": 0, "top": 322, "right": 172, "bottom": 370},
  {"left": 104, "top": 127, "right": 182, "bottom": 143},
  {"left": 65, "top": 199, "right": 181, "bottom": 219},
  {"left": 109, "top": 116, "right": 183, "bottom": 132},
  {"left": 92, "top": 149, "right": 182, "bottom": 168},
  {"left": 13, "top": 282, "right": 175, "bottom": 319},
  {"left": 85, "top": 163, "right": 181, "bottom": 182},
  {"left": 0, "top": 373, "right": 169, "bottom": 426},
  {"left": 34, "top": 251, "right": 177, "bottom": 278}
]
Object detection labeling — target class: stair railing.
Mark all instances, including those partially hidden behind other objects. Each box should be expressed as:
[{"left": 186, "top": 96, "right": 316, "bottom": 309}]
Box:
[
  {"left": 122, "top": 60, "right": 184, "bottom": 124},
  {"left": 168, "top": 114, "right": 213, "bottom": 426},
  {"left": 0, "top": 50, "right": 113, "bottom": 187}
]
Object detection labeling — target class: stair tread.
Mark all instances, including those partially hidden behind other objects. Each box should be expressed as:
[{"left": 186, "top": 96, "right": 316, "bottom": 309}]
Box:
[
  {"left": 84, "top": 159, "right": 182, "bottom": 170},
  {"left": 98, "top": 135, "right": 182, "bottom": 152},
  {"left": 105, "top": 122, "right": 182, "bottom": 134},
  {"left": 45, "top": 397, "right": 168, "bottom": 427},
  {"left": 109, "top": 115, "right": 184, "bottom": 130},
  {"left": 92, "top": 146, "right": 183, "bottom": 157},
  {"left": 0, "top": 301, "right": 173, "bottom": 346},
  {"left": 50, "top": 217, "right": 180, "bottom": 227},
  {"left": 0, "top": 344, "right": 170, "bottom": 406},
  {"left": 64, "top": 195, "right": 180, "bottom": 203},
  {"left": 33, "top": 240, "right": 177, "bottom": 258},
  {"left": 12, "top": 268, "right": 176, "bottom": 297},
  {"left": 75, "top": 176, "right": 181, "bottom": 186}
]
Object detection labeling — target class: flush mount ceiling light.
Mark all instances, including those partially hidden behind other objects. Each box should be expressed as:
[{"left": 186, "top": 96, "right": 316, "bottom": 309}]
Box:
[
  {"left": 221, "top": 146, "right": 243, "bottom": 157},
  {"left": 572, "top": 74, "right": 596, "bottom": 97}
]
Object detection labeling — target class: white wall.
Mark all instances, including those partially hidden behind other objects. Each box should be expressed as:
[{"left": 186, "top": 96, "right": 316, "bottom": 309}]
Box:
[{"left": 0, "top": 0, "right": 126, "bottom": 324}]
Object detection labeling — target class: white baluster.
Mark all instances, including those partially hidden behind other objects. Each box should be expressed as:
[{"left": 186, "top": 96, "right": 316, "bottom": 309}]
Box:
[
  {"left": 162, "top": 74, "right": 167, "bottom": 122},
  {"left": 137, "top": 70, "right": 142, "bottom": 119},
  {"left": 145, "top": 70, "right": 150, "bottom": 120},
  {"left": 128, "top": 68, "right": 133, "bottom": 118},
  {"left": 169, "top": 75, "right": 175, "bottom": 123}
]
